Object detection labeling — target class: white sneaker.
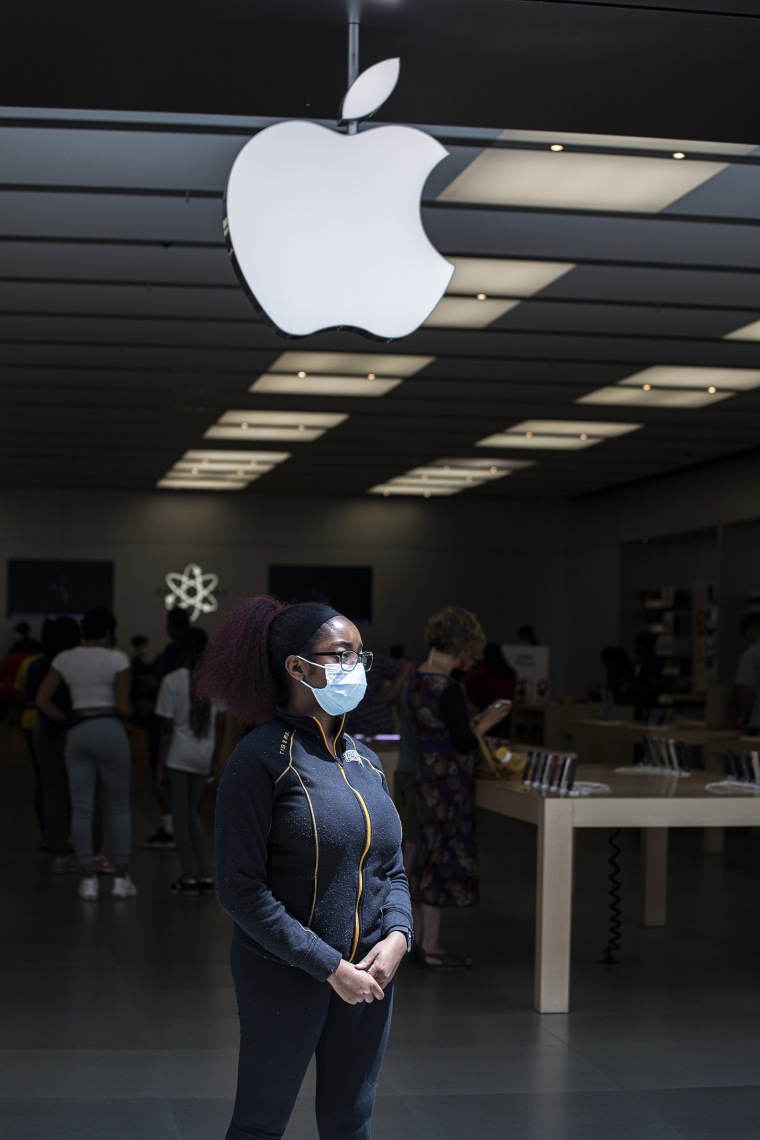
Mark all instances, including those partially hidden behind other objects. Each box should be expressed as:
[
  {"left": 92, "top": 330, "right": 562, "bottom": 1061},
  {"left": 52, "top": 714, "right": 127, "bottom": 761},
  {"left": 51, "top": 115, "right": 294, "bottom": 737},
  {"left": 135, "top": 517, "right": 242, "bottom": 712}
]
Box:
[
  {"left": 78, "top": 877, "right": 99, "bottom": 901},
  {"left": 111, "top": 875, "right": 138, "bottom": 900}
]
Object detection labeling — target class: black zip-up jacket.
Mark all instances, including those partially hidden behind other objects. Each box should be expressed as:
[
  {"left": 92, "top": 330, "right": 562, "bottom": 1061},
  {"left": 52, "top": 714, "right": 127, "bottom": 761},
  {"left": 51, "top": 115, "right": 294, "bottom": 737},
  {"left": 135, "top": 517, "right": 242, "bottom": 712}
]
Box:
[{"left": 215, "top": 708, "right": 413, "bottom": 982}]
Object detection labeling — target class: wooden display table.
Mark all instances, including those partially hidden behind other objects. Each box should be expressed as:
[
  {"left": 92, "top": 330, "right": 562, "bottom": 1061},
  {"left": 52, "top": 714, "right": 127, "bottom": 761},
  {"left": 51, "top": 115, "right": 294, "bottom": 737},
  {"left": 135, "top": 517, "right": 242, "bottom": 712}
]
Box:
[{"left": 476, "top": 766, "right": 760, "bottom": 1014}]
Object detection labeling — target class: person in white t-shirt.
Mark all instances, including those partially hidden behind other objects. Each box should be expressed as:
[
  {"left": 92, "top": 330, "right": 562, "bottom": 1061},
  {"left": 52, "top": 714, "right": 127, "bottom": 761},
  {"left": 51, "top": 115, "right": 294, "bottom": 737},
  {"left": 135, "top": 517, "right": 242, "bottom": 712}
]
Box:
[
  {"left": 35, "top": 607, "right": 137, "bottom": 902},
  {"left": 156, "top": 627, "right": 225, "bottom": 895}
]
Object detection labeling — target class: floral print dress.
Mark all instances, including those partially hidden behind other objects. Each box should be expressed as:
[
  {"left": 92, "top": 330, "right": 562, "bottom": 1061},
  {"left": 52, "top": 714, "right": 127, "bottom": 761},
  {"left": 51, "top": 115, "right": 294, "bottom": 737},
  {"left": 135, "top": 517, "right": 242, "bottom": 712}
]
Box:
[{"left": 406, "top": 671, "right": 479, "bottom": 909}]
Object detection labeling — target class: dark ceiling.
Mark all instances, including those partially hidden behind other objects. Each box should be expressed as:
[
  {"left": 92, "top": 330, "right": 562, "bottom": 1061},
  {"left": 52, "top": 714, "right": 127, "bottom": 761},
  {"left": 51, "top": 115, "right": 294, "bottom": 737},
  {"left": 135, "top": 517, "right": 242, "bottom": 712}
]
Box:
[
  {"left": 1, "top": 0, "right": 760, "bottom": 500},
  {"left": 1, "top": 0, "right": 759, "bottom": 139}
]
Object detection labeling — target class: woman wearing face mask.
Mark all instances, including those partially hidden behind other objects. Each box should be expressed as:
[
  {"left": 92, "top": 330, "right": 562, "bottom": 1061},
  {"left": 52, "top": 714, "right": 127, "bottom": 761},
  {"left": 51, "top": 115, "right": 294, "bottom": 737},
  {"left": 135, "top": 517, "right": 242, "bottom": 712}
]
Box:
[{"left": 195, "top": 596, "right": 412, "bottom": 1140}]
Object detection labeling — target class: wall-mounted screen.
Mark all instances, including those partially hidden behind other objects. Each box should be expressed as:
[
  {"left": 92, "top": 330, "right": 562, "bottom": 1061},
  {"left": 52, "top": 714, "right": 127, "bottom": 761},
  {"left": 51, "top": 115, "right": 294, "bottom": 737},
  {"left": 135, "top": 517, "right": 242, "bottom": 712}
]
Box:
[
  {"left": 6, "top": 559, "right": 114, "bottom": 620},
  {"left": 269, "top": 565, "right": 373, "bottom": 626}
]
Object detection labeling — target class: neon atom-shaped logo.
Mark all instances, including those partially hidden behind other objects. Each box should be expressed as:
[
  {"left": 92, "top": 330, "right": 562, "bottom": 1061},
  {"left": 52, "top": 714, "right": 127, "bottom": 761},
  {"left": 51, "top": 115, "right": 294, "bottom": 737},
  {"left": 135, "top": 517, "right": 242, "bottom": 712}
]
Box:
[{"left": 165, "top": 563, "right": 219, "bottom": 623}]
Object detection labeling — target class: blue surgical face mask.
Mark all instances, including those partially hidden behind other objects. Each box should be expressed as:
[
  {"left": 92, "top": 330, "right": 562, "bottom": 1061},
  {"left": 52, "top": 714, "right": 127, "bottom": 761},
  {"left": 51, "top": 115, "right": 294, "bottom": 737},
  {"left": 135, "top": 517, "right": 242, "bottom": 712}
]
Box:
[{"left": 298, "top": 658, "right": 367, "bottom": 716}]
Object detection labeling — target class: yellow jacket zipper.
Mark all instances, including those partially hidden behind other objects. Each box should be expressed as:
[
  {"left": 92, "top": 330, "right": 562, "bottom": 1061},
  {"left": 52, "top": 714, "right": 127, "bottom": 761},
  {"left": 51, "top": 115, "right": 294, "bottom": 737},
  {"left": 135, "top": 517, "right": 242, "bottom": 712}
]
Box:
[{"left": 337, "top": 762, "right": 371, "bottom": 962}]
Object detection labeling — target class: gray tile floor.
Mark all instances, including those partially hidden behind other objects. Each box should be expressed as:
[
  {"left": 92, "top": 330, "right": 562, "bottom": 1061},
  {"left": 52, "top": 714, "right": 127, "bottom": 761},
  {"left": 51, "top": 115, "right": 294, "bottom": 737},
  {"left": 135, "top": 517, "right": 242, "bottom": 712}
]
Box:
[{"left": 4, "top": 745, "right": 760, "bottom": 1139}]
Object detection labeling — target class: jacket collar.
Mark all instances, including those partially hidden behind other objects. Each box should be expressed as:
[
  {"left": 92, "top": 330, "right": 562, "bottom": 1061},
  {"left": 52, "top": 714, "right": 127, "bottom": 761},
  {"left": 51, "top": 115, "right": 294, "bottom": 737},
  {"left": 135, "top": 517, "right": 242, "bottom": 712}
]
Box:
[{"left": 274, "top": 708, "right": 348, "bottom": 759}]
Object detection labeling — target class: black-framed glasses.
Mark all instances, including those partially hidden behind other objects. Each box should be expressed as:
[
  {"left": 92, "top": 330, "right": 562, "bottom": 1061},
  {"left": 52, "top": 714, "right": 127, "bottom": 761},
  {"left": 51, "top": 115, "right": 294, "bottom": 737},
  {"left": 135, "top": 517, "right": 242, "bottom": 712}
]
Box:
[{"left": 310, "top": 650, "right": 374, "bottom": 672}]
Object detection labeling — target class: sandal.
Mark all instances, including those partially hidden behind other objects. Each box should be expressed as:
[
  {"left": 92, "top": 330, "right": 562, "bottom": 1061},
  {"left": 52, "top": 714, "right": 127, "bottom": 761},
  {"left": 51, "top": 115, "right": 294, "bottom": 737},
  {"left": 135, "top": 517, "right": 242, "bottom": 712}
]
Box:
[{"left": 420, "top": 950, "right": 473, "bottom": 970}]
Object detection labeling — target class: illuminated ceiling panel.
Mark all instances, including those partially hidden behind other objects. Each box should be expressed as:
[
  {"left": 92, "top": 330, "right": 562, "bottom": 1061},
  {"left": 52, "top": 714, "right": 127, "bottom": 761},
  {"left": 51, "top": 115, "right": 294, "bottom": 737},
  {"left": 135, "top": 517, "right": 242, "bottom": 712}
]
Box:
[{"left": 438, "top": 149, "right": 727, "bottom": 213}]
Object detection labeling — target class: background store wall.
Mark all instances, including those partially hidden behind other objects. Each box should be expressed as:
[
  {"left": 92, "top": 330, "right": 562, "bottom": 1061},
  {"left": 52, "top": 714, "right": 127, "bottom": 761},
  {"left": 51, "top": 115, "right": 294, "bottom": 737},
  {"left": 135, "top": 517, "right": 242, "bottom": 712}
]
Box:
[
  {"left": 0, "top": 488, "right": 569, "bottom": 682},
  {"left": 3, "top": 446, "right": 760, "bottom": 697}
]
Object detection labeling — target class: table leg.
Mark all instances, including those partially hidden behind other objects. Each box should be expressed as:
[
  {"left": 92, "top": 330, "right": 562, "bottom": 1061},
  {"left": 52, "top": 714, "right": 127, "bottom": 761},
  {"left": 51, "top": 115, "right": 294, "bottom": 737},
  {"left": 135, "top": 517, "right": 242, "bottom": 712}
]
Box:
[
  {"left": 535, "top": 799, "right": 574, "bottom": 1013},
  {"left": 703, "top": 827, "right": 725, "bottom": 855},
  {"left": 642, "top": 827, "right": 668, "bottom": 927}
]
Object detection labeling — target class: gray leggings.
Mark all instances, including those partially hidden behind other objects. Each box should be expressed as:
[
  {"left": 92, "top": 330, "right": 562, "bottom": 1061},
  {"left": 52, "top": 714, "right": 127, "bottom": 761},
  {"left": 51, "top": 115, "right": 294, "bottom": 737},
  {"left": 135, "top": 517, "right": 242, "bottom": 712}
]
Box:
[
  {"left": 64, "top": 718, "right": 132, "bottom": 866},
  {"left": 166, "top": 768, "right": 210, "bottom": 879}
]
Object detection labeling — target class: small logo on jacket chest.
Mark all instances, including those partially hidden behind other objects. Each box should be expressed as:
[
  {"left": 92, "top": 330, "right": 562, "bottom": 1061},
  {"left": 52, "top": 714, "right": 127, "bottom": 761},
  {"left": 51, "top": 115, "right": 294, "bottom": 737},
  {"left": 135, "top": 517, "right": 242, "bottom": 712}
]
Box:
[{"left": 343, "top": 749, "right": 364, "bottom": 765}]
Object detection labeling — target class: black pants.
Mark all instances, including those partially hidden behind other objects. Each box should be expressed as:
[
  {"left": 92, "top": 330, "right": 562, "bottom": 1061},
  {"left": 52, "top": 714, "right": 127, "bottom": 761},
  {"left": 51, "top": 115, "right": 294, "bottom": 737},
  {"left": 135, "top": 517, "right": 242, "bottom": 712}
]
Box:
[{"left": 227, "top": 939, "right": 393, "bottom": 1140}]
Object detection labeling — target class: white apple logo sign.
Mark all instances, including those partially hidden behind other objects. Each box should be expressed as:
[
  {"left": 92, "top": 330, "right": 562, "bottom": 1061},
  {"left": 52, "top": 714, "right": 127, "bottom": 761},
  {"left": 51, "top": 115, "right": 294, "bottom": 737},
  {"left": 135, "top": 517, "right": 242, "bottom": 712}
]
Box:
[{"left": 224, "top": 59, "right": 454, "bottom": 340}]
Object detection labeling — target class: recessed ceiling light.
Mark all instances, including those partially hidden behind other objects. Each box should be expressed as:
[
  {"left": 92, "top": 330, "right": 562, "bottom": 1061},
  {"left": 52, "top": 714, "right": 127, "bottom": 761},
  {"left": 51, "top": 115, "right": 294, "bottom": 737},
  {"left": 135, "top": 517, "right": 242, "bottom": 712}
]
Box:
[
  {"left": 297, "top": 370, "right": 307, "bottom": 378},
  {"left": 250, "top": 373, "right": 402, "bottom": 397},
  {"left": 369, "top": 457, "right": 529, "bottom": 497},
  {"left": 510, "top": 419, "right": 641, "bottom": 438},
  {"left": 183, "top": 449, "right": 291, "bottom": 465},
  {"left": 478, "top": 432, "right": 597, "bottom": 450},
  {"left": 446, "top": 257, "right": 575, "bottom": 298},
  {"left": 672, "top": 152, "right": 686, "bottom": 160},
  {"left": 620, "top": 365, "right": 760, "bottom": 391},
  {"left": 476, "top": 419, "right": 641, "bottom": 450},
  {"left": 724, "top": 319, "right": 760, "bottom": 343},
  {"left": 576, "top": 386, "right": 733, "bottom": 409},
  {"left": 550, "top": 144, "right": 564, "bottom": 152},
  {"left": 205, "top": 410, "right": 347, "bottom": 443},
  {"left": 438, "top": 149, "right": 727, "bottom": 213},
  {"left": 642, "top": 384, "right": 652, "bottom": 392},
  {"left": 496, "top": 129, "right": 757, "bottom": 157},
  {"left": 707, "top": 386, "right": 717, "bottom": 394},
  {"left": 158, "top": 477, "right": 248, "bottom": 491},
  {"left": 161, "top": 448, "right": 292, "bottom": 490},
  {"left": 423, "top": 297, "right": 520, "bottom": 328},
  {"left": 269, "top": 351, "right": 434, "bottom": 377},
  {"left": 369, "top": 483, "right": 455, "bottom": 497}
]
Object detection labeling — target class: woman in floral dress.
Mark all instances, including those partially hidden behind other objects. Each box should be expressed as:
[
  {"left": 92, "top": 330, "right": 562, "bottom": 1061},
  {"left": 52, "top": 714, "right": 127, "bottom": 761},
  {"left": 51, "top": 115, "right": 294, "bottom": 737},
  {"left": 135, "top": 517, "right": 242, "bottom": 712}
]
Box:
[{"left": 406, "top": 607, "right": 511, "bottom": 969}]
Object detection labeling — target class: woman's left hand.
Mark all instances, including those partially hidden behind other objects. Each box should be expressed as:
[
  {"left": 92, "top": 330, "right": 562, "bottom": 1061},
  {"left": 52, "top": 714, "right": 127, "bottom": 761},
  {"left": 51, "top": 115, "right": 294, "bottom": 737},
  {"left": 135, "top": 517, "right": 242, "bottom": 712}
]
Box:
[{"left": 355, "top": 931, "right": 408, "bottom": 989}]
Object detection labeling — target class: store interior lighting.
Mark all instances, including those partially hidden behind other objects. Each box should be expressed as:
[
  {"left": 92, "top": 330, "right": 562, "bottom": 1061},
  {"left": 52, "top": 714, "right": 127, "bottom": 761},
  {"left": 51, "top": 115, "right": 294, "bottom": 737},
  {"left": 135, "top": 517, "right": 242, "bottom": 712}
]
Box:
[
  {"left": 204, "top": 410, "right": 348, "bottom": 443},
  {"left": 477, "top": 419, "right": 642, "bottom": 450},
  {"left": 369, "top": 457, "right": 533, "bottom": 496},
  {"left": 577, "top": 387, "right": 733, "bottom": 409},
  {"left": 157, "top": 449, "right": 291, "bottom": 490},
  {"left": 437, "top": 148, "right": 729, "bottom": 214}
]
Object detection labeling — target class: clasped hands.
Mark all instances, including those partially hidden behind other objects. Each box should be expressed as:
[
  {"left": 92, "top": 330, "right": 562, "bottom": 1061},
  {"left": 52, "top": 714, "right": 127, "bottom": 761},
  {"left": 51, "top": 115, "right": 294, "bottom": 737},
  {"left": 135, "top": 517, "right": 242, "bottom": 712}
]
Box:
[{"left": 327, "top": 931, "right": 407, "bottom": 1005}]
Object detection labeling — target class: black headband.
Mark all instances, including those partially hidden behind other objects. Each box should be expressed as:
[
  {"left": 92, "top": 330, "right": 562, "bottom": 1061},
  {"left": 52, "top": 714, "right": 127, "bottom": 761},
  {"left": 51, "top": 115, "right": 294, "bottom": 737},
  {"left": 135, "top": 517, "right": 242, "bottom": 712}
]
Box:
[{"left": 285, "top": 603, "right": 341, "bottom": 656}]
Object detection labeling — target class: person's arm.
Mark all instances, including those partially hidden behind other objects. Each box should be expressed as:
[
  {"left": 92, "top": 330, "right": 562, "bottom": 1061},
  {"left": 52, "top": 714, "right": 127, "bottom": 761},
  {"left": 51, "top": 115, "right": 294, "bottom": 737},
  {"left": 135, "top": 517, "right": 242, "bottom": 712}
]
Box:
[
  {"left": 439, "top": 682, "right": 480, "bottom": 752},
  {"left": 216, "top": 741, "right": 345, "bottom": 983},
  {"left": 35, "top": 667, "right": 67, "bottom": 724},
  {"left": 114, "top": 668, "right": 131, "bottom": 720}
]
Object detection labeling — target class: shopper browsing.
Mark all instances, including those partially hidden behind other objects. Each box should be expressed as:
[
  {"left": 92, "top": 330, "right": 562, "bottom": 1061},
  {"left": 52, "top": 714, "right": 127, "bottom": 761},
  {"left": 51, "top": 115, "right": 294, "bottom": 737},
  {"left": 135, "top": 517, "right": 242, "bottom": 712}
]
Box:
[{"left": 155, "top": 627, "right": 225, "bottom": 894}]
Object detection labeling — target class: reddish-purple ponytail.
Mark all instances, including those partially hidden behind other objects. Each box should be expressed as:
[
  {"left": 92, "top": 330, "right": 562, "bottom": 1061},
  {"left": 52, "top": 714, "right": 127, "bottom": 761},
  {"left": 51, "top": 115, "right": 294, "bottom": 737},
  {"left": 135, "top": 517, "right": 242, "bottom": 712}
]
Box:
[{"left": 195, "top": 596, "right": 285, "bottom": 725}]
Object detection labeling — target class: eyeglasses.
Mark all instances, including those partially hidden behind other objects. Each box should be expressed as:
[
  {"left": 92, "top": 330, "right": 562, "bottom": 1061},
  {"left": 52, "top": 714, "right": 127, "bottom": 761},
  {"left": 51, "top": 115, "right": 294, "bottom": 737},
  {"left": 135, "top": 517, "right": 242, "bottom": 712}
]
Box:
[{"left": 310, "top": 649, "right": 374, "bottom": 672}]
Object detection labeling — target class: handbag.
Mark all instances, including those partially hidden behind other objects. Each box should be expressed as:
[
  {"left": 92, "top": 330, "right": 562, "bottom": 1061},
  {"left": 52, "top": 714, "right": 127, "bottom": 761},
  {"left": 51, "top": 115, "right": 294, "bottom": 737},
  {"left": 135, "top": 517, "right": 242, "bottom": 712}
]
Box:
[{"left": 473, "top": 730, "right": 527, "bottom": 780}]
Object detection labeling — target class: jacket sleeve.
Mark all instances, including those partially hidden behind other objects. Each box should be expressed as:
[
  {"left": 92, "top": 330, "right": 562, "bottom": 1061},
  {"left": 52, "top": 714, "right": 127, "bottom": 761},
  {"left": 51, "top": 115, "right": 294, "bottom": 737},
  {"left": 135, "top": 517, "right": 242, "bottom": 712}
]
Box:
[
  {"left": 439, "top": 681, "right": 479, "bottom": 753},
  {"left": 380, "top": 841, "right": 414, "bottom": 942},
  {"left": 215, "top": 739, "right": 342, "bottom": 983},
  {"left": 363, "top": 751, "right": 414, "bottom": 941}
]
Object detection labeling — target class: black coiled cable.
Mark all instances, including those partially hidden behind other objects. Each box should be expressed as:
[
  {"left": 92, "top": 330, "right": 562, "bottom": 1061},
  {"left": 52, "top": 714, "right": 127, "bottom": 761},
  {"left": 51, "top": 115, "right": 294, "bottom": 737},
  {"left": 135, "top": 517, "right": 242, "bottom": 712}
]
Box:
[{"left": 599, "top": 828, "right": 622, "bottom": 965}]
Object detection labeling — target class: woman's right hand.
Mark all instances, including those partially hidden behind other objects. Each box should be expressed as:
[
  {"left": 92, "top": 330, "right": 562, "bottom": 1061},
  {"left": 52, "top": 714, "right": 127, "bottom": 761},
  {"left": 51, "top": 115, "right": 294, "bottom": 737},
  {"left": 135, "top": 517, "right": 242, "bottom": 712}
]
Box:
[
  {"left": 327, "top": 959, "right": 385, "bottom": 1005},
  {"left": 472, "top": 699, "right": 512, "bottom": 735}
]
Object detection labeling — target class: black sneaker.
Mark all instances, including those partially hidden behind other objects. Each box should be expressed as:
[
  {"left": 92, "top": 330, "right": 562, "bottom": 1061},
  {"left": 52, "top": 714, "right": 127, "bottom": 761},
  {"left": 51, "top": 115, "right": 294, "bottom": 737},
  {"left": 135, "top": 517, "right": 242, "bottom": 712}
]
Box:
[
  {"left": 169, "top": 878, "right": 199, "bottom": 894},
  {"left": 197, "top": 878, "right": 215, "bottom": 896},
  {"left": 142, "top": 828, "right": 176, "bottom": 850}
]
